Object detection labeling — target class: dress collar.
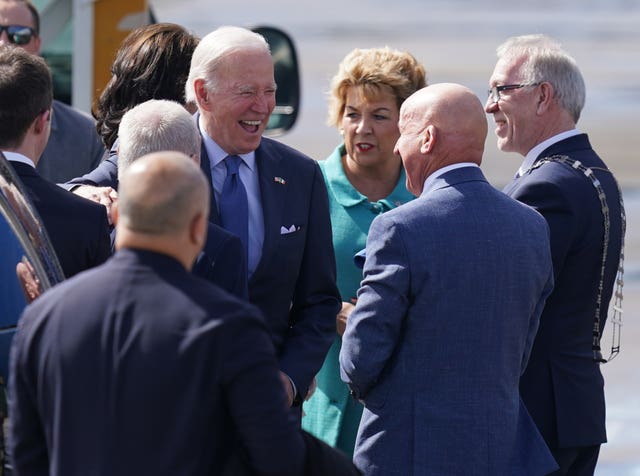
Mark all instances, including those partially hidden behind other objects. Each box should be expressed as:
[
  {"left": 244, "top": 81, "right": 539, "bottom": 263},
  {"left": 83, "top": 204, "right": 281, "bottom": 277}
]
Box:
[{"left": 321, "top": 144, "right": 414, "bottom": 209}]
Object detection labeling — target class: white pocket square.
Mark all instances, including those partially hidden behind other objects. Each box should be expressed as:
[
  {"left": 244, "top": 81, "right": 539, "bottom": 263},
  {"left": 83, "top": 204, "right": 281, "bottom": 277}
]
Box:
[{"left": 280, "top": 225, "right": 300, "bottom": 235}]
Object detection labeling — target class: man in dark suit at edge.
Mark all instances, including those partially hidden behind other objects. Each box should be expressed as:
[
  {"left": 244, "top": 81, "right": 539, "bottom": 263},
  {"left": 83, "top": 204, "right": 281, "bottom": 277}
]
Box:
[
  {"left": 486, "top": 34, "right": 625, "bottom": 476},
  {"left": 0, "top": 45, "right": 109, "bottom": 279}
]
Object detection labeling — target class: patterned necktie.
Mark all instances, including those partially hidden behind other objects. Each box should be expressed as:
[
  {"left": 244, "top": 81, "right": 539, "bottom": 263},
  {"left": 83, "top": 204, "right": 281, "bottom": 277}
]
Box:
[{"left": 219, "top": 155, "right": 248, "bottom": 259}]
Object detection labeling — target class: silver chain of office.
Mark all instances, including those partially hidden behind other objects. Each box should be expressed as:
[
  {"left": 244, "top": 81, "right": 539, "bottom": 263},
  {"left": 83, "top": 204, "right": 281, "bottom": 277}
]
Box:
[{"left": 532, "top": 155, "right": 626, "bottom": 363}]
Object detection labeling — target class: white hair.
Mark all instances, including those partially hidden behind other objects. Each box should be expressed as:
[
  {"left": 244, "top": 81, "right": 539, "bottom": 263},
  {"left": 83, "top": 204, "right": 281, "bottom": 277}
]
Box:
[
  {"left": 185, "top": 25, "right": 270, "bottom": 103},
  {"left": 118, "top": 99, "right": 200, "bottom": 181}
]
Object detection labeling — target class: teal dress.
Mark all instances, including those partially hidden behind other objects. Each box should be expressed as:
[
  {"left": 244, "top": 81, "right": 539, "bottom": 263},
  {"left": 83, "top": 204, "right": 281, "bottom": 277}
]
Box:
[{"left": 301, "top": 144, "right": 414, "bottom": 456}]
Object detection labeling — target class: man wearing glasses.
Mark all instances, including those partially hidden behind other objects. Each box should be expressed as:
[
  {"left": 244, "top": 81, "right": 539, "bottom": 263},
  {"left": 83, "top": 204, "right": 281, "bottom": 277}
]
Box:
[
  {"left": 0, "top": 0, "right": 105, "bottom": 183},
  {"left": 486, "top": 34, "right": 625, "bottom": 476}
]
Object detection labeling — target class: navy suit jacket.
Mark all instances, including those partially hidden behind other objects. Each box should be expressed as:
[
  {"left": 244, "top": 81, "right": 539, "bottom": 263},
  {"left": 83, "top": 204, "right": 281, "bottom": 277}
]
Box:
[
  {"left": 200, "top": 136, "right": 340, "bottom": 399},
  {"left": 340, "top": 166, "right": 558, "bottom": 476},
  {"left": 64, "top": 129, "right": 341, "bottom": 397},
  {"left": 8, "top": 249, "right": 306, "bottom": 475},
  {"left": 65, "top": 146, "right": 248, "bottom": 299},
  {"left": 503, "top": 134, "right": 624, "bottom": 448},
  {"left": 11, "top": 161, "right": 110, "bottom": 278}
]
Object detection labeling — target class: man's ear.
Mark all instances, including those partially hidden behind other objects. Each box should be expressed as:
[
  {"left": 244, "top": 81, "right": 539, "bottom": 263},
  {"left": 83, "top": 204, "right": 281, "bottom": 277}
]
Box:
[
  {"left": 420, "top": 125, "right": 436, "bottom": 155},
  {"left": 189, "top": 211, "right": 208, "bottom": 250},
  {"left": 193, "top": 79, "right": 212, "bottom": 112},
  {"left": 32, "top": 109, "right": 50, "bottom": 135},
  {"left": 536, "top": 82, "right": 554, "bottom": 115},
  {"left": 111, "top": 201, "right": 119, "bottom": 226}
]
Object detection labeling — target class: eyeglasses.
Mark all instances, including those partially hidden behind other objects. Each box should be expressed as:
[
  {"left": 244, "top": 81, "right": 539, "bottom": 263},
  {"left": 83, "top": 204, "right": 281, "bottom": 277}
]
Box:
[
  {"left": 0, "top": 25, "right": 36, "bottom": 46},
  {"left": 487, "top": 83, "right": 540, "bottom": 104}
]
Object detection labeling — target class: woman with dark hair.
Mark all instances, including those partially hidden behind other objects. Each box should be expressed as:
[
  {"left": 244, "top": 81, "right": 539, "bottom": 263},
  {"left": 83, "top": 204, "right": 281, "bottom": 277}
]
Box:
[
  {"left": 95, "top": 22, "right": 199, "bottom": 150},
  {"left": 65, "top": 22, "right": 199, "bottom": 202}
]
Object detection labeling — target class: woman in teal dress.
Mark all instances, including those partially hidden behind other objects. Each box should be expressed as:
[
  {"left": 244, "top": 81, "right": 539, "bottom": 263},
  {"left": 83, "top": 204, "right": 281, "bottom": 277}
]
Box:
[{"left": 302, "top": 47, "right": 426, "bottom": 456}]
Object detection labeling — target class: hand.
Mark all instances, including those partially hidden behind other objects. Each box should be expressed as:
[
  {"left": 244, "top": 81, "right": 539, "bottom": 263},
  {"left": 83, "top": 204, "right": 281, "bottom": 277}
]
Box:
[
  {"left": 336, "top": 300, "right": 356, "bottom": 336},
  {"left": 279, "top": 371, "right": 295, "bottom": 407},
  {"left": 16, "top": 258, "right": 41, "bottom": 303},
  {"left": 72, "top": 185, "right": 118, "bottom": 224}
]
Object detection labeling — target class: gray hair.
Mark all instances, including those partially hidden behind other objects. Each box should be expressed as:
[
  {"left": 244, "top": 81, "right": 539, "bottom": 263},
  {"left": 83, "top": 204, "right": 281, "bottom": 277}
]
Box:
[
  {"left": 118, "top": 99, "right": 200, "bottom": 181},
  {"left": 118, "top": 151, "right": 209, "bottom": 236},
  {"left": 496, "top": 34, "right": 586, "bottom": 123},
  {"left": 185, "top": 25, "right": 270, "bottom": 103}
]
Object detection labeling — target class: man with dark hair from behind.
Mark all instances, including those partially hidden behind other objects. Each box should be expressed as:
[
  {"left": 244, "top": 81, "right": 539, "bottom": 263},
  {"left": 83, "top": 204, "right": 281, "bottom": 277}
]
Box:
[{"left": 0, "top": 45, "right": 109, "bottom": 279}]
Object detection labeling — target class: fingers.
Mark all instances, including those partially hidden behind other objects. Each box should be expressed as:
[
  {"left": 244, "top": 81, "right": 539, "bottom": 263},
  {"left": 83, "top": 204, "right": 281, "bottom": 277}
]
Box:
[
  {"left": 16, "top": 258, "right": 41, "bottom": 303},
  {"left": 73, "top": 185, "right": 118, "bottom": 224}
]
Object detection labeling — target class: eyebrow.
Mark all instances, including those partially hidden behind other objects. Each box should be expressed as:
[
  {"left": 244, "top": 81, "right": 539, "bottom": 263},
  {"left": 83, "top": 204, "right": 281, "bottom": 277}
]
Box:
[{"left": 345, "top": 105, "right": 393, "bottom": 113}]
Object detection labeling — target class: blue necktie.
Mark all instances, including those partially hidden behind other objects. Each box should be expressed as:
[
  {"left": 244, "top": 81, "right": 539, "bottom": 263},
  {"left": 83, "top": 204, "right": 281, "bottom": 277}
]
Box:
[{"left": 219, "top": 155, "right": 248, "bottom": 259}]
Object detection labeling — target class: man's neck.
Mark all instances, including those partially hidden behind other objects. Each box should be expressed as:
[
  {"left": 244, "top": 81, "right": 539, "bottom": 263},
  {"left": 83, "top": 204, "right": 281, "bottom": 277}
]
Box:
[{"left": 1, "top": 145, "right": 39, "bottom": 166}]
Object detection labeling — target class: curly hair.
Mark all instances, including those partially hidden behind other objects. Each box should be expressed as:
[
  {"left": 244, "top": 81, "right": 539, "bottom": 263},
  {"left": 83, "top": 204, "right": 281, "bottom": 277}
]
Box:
[
  {"left": 93, "top": 23, "right": 199, "bottom": 149},
  {"left": 327, "top": 47, "right": 427, "bottom": 128}
]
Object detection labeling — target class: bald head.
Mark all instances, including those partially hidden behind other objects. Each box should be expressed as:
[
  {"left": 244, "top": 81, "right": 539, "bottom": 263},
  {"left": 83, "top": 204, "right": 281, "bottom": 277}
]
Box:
[
  {"left": 115, "top": 151, "right": 210, "bottom": 268},
  {"left": 396, "top": 83, "right": 488, "bottom": 195}
]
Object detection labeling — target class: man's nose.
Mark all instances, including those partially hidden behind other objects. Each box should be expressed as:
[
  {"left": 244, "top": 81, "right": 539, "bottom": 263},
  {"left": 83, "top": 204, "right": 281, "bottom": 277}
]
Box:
[{"left": 485, "top": 97, "right": 499, "bottom": 114}]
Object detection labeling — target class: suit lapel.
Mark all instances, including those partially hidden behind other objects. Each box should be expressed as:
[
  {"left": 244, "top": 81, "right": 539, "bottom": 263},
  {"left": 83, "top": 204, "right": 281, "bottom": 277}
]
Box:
[
  {"left": 250, "top": 141, "right": 286, "bottom": 282},
  {"left": 199, "top": 137, "right": 221, "bottom": 225}
]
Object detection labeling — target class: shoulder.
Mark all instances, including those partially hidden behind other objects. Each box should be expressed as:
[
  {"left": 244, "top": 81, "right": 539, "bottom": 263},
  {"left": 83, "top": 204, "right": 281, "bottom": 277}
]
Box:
[
  {"left": 52, "top": 100, "right": 96, "bottom": 127},
  {"left": 258, "top": 136, "right": 319, "bottom": 169}
]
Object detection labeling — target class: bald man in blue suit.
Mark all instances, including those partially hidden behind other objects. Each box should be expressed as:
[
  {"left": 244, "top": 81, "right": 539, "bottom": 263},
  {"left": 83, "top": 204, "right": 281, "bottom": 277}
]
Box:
[{"left": 341, "top": 84, "right": 558, "bottom": 476}]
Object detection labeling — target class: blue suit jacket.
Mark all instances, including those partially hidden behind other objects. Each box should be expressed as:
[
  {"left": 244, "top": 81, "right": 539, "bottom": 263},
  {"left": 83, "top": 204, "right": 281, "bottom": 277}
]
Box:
[
  {"left": 200, "top": 136, "right": 340, "bottom": 398},
  {"left": 65, "top": 133, "right": 341, "bottom": 398},
  {"left": 503, "top": 134, "right": 624, "bottom": 448},
  {"left": 340, "top": 166, "right": 558, "bottom": 476},
  {"left": 8, "top": 249, "right": 305, "bottom": 475}
]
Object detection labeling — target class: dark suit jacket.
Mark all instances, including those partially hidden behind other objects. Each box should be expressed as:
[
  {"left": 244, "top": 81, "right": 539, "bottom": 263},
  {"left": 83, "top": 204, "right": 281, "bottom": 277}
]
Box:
[
  {"left": 66, "top": 146, "right": 248, "bottom": 299},
  {"left": 63, "top": 142, "right": 118, "bottom": 190},
  {"left": 340, "top": 166, "right": 557, "bottom": 475},
  {"left": 8, "top": 249, "right": 306, "bottom": 476},
  {"left": 64, "top": 130, "right": 341, "bottom": 397},
  {"left": 200, "top": 136, "right": 340, "bottom": 399},
  {"left": 503, "top": 134, "right": 624, "bottom": 449},
  {"left": 11, "top": 160, "right": 110, "bottom": 278}
]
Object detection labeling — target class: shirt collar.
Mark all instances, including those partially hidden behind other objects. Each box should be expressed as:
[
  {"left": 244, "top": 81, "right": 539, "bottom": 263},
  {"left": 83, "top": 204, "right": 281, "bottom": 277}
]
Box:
[
  {"left": 198, "top": 116, "right": 256, "bottom": 171},
  {"left": 421, "top": 162, "right": 479, "bottom": 197},
  {"left": 2, "top": 151, "right": 35, "bottom": 168},
  {"left": 322, "top": 144, "right": 414, "bottom": 209},
  {"left": 519, "top": 128, "right": 581, "bottom": 176}
]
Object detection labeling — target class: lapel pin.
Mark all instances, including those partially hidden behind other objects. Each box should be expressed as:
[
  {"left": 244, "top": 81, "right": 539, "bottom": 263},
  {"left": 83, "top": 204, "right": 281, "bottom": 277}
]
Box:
[{"left": 274, "top": 176, "right": 286, "bottom": 185}]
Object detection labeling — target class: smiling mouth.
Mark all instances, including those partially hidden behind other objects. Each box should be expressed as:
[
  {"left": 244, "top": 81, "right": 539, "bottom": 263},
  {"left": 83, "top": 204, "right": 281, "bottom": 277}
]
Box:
[
  {"left": 240, "top": 120, "right": 262, "bottom": 133},
  {"left": 356, "top": 143, "right": 375, "bottom": 152}
]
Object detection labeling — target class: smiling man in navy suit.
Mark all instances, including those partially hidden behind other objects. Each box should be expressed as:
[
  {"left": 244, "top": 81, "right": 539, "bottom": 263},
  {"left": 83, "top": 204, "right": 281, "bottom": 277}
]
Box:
[
  {"left": 186, "top": 26, "right": 340, "bottom": 408},
  {"left": 486, "top": 35, "right": 625, "bottom": 476}
]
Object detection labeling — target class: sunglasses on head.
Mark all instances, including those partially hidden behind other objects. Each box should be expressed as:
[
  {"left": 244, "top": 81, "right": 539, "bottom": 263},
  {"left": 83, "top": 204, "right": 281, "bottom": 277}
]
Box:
[{"left": 0, "top": 25, "right": 36, "bottom": 46}]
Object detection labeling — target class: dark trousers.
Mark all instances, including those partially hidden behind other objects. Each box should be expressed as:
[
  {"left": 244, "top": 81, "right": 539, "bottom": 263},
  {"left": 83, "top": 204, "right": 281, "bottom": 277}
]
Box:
[
  {"left": 549, "top": 445, "right": 600, "bottom": 476},
  {"left": 222, "top": 430, "right": 361, "bottom": 476}
]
